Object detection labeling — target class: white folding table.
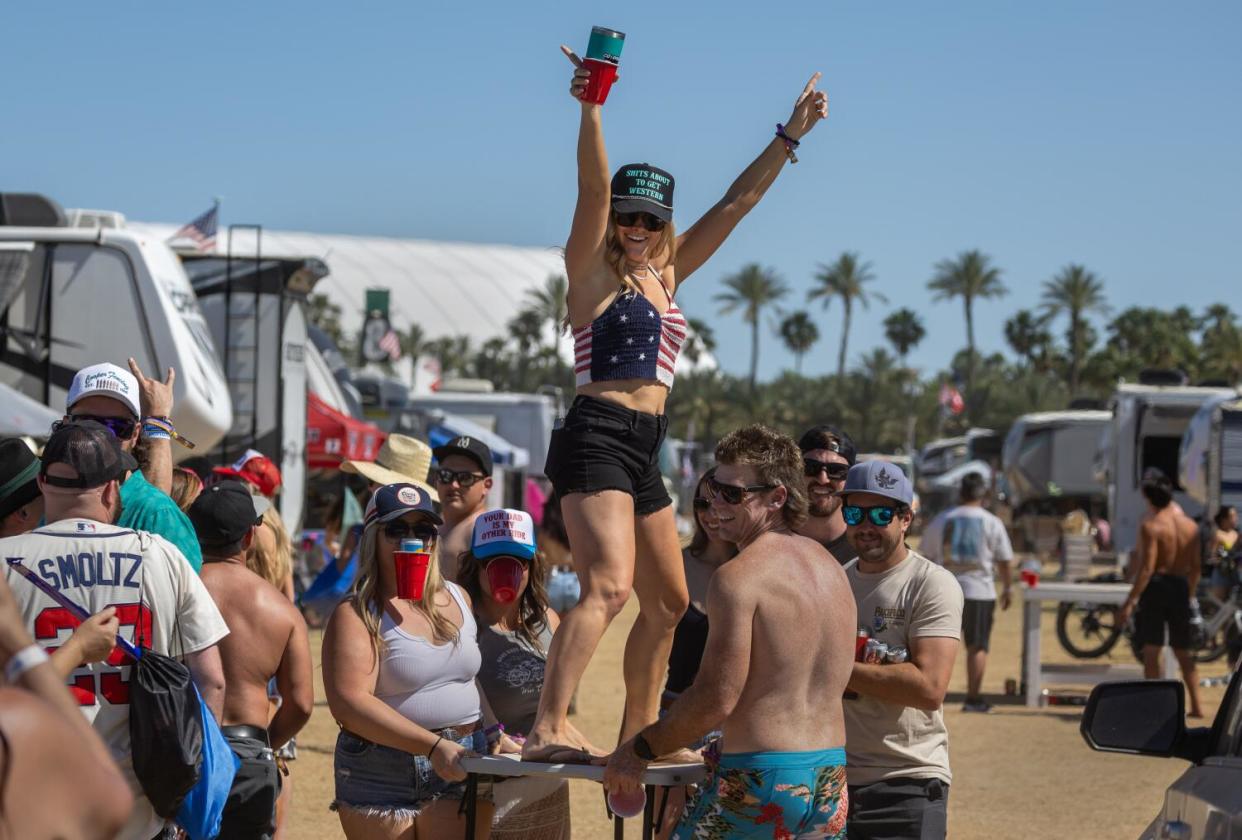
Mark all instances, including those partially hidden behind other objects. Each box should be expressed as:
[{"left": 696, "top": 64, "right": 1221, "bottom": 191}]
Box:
[
  {"left": 460, "top": 753, "right": 707, "bottom": 839},
  {"left": 1022, "top": 580, "right": 1174, "bottom": 707}
]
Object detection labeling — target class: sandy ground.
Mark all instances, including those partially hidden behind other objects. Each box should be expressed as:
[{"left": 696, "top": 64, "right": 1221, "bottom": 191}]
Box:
[{"left": 287, "top": 561, "right": 1232, "bottom": 839}]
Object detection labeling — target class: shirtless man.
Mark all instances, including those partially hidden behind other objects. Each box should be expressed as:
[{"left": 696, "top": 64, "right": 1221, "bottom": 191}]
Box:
[
  {"left": 433, "top": 436, "right": 494, "bottom": 581},
  {"left": 1118, "top": 469, "right": 1204, "bottom": 718},
  {"left": 604, "top": 425, "right": 856, "bottom": 839},
  {"left": 191, "top": 480, "right": 314, "bottom": 838}
]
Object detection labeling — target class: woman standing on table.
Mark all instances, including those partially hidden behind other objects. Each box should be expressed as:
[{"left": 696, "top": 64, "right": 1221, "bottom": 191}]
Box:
[
  {"left": 322, "top": 483, "right": 514, "bottom": 839},
  {"left": 527, "top": 43, "right": 829, "bottom": 762},
  {"left": 459, "top": 509, "right": 572, "bottom": 840}
]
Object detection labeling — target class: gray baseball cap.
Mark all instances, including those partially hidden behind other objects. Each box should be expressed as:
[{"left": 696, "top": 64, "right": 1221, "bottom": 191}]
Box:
[{"left": 836, "top": 460, "right": 913, "bottom": 506}]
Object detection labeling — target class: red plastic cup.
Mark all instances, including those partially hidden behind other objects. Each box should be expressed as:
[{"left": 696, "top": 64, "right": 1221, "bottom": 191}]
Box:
[
  {"left": 395, "top": 550, "right": 432, "bottom": 600},
  {"left": 581, "top": 58, "right": 619, "bottom": 105},
  {"left": 1020, "top": 568, "right": 1039, "bottom": 588},
  {"left": 486, "top": 557, "right": 525, "bottom": 604}
]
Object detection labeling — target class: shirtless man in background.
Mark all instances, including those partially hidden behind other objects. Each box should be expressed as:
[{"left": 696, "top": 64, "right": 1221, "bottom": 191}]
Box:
[
  {"left": 191, "top": 480, "right": 314, "bottom": 838},
  {"left": 604, "top": 424, "right": 856, "bottom": 839},
  {"left": 1118, "top": 469, "right": 1204, "bottom": 717}
]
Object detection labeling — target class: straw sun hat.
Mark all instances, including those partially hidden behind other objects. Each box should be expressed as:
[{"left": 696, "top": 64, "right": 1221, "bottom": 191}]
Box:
[{"left": 340, "top": 433, "right": 439, "bottom": 502}]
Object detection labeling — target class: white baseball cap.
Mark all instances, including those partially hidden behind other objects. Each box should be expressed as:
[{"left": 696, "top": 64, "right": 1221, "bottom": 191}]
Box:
[{"left": 67, "top": 363, "right": 141, "bottom": 418}]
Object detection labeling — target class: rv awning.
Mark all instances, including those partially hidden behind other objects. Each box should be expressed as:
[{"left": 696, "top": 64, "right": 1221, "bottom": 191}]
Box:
[
  {"left": 0, "top": 383, "right": 60, "bottom": 438},
  {"left": 427, "top": 412, "right": 530, "bottom": 470},
  {"left": 307, "top": 391, "right": 386, "bottom": 469}
]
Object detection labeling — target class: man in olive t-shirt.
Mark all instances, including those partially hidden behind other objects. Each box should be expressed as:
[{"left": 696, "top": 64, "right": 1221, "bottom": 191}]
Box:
[{"left": 840, "top": 460, "right": 964, "bottom": 840}]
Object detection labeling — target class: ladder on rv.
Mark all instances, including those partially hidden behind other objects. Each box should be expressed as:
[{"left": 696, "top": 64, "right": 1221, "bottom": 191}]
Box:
[{"left": 221, "top": 224, "right": 262, "bottom": 465}]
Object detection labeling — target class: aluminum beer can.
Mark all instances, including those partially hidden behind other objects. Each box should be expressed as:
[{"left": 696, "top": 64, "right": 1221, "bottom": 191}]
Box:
[
  {"left": 884, "top": 646, "right": 909, "bottom": 664},
  {"left": 863, "top": 639, "right": 888, "bottom": 664},
  {"left": 855, "top": 629, "right": 870, "bottom": 662}
]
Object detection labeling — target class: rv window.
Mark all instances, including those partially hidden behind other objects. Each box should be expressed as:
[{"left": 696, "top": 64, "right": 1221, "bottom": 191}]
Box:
[
  {"left": 1140, "top": 436, "right": 1184, "bottom": 490},
  {"left": 0, "top": 243, "right": 50, "bottom": 364}
]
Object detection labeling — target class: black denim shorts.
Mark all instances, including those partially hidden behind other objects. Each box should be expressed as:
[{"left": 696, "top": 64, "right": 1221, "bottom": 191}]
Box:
[{"left": 544, "top": 395, "right": 672, "bottom": 516}]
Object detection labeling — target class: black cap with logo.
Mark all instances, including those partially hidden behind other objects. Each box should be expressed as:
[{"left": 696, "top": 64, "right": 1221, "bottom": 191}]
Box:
[
  {"left": 611, "top": 163, "right": 675, "bottom": 223},
  {"left": 432, "top": 435, "right": 493, "bottom": 476},
  {"left": 188, "top": 480, "right": 271, "bottom": 549},
  {"left": 798, "top": 424, "right": 858, "bottom": 467},
  {"left": 40, "top": 420, "right": 138, "bottom": 489}
]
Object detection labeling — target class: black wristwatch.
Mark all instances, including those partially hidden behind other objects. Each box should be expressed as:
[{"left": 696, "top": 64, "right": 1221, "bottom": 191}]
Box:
[{"left": 633, "top": 732, "right": 657, "bottom": 761}]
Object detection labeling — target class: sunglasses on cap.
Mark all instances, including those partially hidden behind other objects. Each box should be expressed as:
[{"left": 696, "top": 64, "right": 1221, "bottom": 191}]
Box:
[
  {"left": 435, "top": 468, "right": 487, "bottom": 488},
  {"left": 60, "top": 415, "right": 138, "bottom": 439},
  {"left": 615, "top": 211, "right": 666, "bottom": 232},
  {"left": 381, "top": 521, "right": 440, "bottom": 543},
  {"left": 804, "top": 458, "right": 849, "bottom": 480},
  {"left": 707, "top": 476, "right": 777, "bottom": 506},
  {"left": 842, "top": 504, "right": 899, "bottom": 528}
]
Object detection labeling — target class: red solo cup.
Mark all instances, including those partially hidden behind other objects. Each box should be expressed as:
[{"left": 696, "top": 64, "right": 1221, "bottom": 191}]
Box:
[
  {"left": 580, "top": 58, "right": 619, "bottom": 105},
  {"left": 395, "top": 550, "right": 432, "bottom": 600},
  {"left": 1020, "top": 568, "right": 1039, "bottom": 588},
  {"left": 608, "top": 787, "right": 646, "bottom": 819},
  {"left": 486, "top": 557, "right": 525, "bottom": 604}
]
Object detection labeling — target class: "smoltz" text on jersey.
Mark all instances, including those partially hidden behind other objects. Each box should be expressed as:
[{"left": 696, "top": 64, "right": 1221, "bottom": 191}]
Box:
[{"left": 13, "top": 552, "right": 144, "bottom": 591}]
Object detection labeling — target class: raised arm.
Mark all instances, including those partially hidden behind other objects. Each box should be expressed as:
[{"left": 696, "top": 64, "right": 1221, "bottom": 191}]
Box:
[
  {"left": 128, "top": 358, "right": 175, "bottom": 495},
  {"left": 673, "top": 73, "right": 829, "bottom": 283},
  {"left": 562, "top": 46, "right": 612, "bottom": 283}
]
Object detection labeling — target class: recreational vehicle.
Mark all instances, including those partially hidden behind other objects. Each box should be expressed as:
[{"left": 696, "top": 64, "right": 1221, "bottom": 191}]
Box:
[
  {"left": 0, "top": 194, "right": 231, "bottom": 448},
  {"left": 916, "top": 428, "right": 1001, "bottom": 514},
  {"left": 1179, "top": 393, "right": 1242, "bottom": 517},
  {"left": 1104, "top": 381, "right": 1237, "bottom": 556}
]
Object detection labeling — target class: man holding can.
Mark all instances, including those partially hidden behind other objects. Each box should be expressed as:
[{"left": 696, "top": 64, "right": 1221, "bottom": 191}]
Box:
[{"left": 840, "top": 460, "right": 963, "bottom": 840}]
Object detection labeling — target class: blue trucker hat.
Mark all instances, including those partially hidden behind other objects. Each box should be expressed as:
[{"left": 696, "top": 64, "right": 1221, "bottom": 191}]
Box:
[
  {"left": 836, "top": 460, "right": 914, "bottom": 506},
  {"left": 365, "top": 482, "right": 443, "bottom": 528}
]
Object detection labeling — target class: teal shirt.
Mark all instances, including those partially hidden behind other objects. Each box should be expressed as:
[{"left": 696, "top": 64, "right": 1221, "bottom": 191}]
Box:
[{"left": 119, "top": 471, "right": 203, "bottom": 573}]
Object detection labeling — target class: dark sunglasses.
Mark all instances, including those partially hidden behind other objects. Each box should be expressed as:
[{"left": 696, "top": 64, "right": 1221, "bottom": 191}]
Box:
[
  {"left": 842, "top": 504, "right": 898, "bottom": 528},
  {"left": 63, "top": 414, "right": 138, "bottom": 439},
  {"left": 381, "top": 521, "right": 439, "bottom": 543},
  {"left": 692, "top": 497, "right": 711, "bottom": 511},
  {"left": 615, "top": 211, "right": 666, "bottom": 232},
  {"left": 707, "top": 476, "right": 776, "bottom": 506},
  {"left": 435, "top": 468, "right": 486, "bottom": 488},
  {"left": 803, "top": 458, "right": 849, "bottom": 480}
]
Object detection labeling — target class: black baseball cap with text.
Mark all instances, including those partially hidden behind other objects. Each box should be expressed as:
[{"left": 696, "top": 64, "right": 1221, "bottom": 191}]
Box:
[
  {"left": 611, "top": 163, "right": 675, "bottom": 223},
  {"left": 798, "top": 424, "right": 857, "bottom": 467},
  {"left": 40, "top": 420, "right": 138, "bottom": 489},
  {"left": 433, "top": 435, "right": 493, "bottom": 476}
]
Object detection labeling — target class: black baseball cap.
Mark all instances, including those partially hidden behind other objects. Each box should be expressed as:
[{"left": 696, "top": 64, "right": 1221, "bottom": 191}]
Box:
[
  {"left": 433, "top": 435, "right": 493, "bottom": 476},
  {"left": 798, "top": 424, "right": 857, "bottom": 467},
  {"left": 188, "top": 480, "right": 271, "bottom": 548},
  {"left": 611, "top": 163, "right": 674, "bottom": 223},
  {"left": 0, "top": 438, "right": 41, "bottom": 519},
  {"left": 40, "top": 420, "right": 138, "bottom": 489}
]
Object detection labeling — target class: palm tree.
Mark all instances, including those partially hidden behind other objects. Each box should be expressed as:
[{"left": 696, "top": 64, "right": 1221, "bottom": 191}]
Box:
[
  {"left": 1040, "top": 264, "right": 1109, "bottom": 393},
  {"left": 778, "top": 311, "right": 820, "bottom": 374},
  {"left": 927, "top": 249, "right": 1007, "bottom": 395},
  {"left": 714, "top": 264, "right": 788, "bottom": 393},
  {"left": 1004, "top": 309, "right": 1052, "bottom": 371},
  {"left": 808, "top": 252, "right": 887, "bottom": 378},
  {"left": 524, "top": 274, "right": 570, "bottom": 379},
  {"left": 883, "top": 308, "right": 926, "bottom": 366}
]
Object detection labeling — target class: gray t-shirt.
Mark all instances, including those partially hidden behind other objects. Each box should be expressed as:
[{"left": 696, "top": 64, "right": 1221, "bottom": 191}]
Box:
[
  {"left": 921, "top": 505, "right": 1013, "bottom": 600},
  {"left": 475, "top": 620, "right": 553, "bottom": 736}
]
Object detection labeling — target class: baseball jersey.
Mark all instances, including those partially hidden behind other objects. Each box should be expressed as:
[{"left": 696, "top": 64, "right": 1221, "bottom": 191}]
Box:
[{"left": 2, "top": 518, "right": 229, "bottom": 840}]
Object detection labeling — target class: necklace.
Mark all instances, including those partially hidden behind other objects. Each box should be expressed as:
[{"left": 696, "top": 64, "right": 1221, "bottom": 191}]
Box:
[{"left": 625, "top": 261, "right": 651, "bottom": 278}]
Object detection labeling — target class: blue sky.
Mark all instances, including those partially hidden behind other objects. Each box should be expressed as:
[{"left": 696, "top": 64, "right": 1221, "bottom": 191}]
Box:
[{"left": 4, "top": 1, "right": 1239, "bottom": 382}]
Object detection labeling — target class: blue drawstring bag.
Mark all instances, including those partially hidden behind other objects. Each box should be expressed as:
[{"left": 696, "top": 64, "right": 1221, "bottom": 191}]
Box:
[{"left": 175, "top": 685, "right": 239, "bottom": 840}]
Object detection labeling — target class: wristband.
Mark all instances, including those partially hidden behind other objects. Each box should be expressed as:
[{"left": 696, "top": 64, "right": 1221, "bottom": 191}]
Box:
[
  {"left": 633, "top": 732, "right": 657, "bottom": 761},
  {"left": 427, "top": 736, "right": 444, "bottom": 758},
  {"left": 141, "top": 416, "right": 197, "bottom": 450},
  {"left": 142, "top": 424, "right": 172, "bottom": 441},
  {"left": 775, "top": 123, "right": 800, "bottom": 164},
  {"left": 4, "top": 644, "right": 49, "bottom": 684}
]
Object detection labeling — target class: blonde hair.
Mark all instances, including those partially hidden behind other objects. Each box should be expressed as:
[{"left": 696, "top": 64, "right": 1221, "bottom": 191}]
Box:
[
  {"left": 247, "top": 506, "right": 292, "bottom": 590},
  {"left": 349, "top": 516, "right": 457, "bottom": 662},
  {"left": 170, "top": 468, "right": 203, "bottom": 512}
]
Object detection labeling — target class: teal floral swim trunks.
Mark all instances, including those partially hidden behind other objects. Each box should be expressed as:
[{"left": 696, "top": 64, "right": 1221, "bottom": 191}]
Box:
[{"left": 671, "top": 746, "right": 848, "bottom": 839}]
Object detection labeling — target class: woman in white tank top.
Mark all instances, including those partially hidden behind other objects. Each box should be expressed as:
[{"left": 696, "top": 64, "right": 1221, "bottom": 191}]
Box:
[{"left": 322, "top": 483, "right": 510, "bottom": 839}]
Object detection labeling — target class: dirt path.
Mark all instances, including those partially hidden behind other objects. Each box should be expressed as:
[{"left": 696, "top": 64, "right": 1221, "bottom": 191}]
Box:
[{"left": 288, "top": 569, "right": 1230, "bottom": 839}]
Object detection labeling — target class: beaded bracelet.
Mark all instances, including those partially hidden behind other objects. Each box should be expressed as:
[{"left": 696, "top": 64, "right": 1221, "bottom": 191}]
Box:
[{"left": 775, "top": 123, "right": 800, "bottom": 164}]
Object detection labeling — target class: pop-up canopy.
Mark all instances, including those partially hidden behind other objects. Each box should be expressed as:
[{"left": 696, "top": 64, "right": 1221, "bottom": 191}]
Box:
[{"left": 307, "top": 391, "right": 385, "bottom": 469}]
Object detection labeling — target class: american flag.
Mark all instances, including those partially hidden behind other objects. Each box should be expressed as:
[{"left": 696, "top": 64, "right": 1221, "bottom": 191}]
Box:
[
  {"left": 378, "top": 327, "right": 402, "bottom": 361},
  {"left": 939, "top": 381, "right": 965, "bottom": 416},
  {"left": 168, "top": 203, "right": 218, "bottom": 252}
]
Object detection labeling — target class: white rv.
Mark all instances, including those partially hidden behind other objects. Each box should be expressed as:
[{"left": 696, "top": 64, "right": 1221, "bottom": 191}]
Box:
[
  {"left": 916, "top": 428, "right": 1001, "bottom": 513},
  {"left": 1179, "top": 393, "right": 1242, "bottom": 517},
  {"left": 0, "top": 194, "right": 231, "bottom": 448},
  {"left": 1104, "top": 382, "right": 1237, "bottom": 556},
  {"left": 1003, "top": 410, "right": 1111, "bottom": 511}
]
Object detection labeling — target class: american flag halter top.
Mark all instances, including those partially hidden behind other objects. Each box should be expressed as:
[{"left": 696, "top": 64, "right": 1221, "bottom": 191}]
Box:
[{"left": 572, "top": 268, "right": 689, "bottom": 389}]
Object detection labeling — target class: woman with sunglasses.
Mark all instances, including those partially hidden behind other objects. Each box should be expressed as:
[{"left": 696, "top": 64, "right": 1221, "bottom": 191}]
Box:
[
  {"left": 458, "top": 509, "right": 573, "bottom": 840},
  {"left": 323, "top": 483, "right": 506, "bottom": 839},
  {"left": 529, "top": 46, "right": 830, "bottom": 763}
]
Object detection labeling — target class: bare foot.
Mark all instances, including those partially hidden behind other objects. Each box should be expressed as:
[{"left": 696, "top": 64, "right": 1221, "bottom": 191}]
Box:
[{"left": 522, "top": 725, "right": 604, "bottom": 762}]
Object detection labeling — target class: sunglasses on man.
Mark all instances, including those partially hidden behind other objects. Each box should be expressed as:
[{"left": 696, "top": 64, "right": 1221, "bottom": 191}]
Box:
[
  {"left": 381, "top": 521, "right": 440, "bottom": 543},
  {"left": 803, "top": 458, "right": 849, "bottom": 481},
  {"left": 615, "top": 211, "right": 666, "bottom": 232},
  {"left": 707, "top": 476, "right": 777, "bottom": 506},
  {"left": 59, "top": 415, "right": 138, "bottom": 439},
  {"left": 842, "top": 504, "right": 899, "bottom": 528},
  {"left": 434, "top": 468, "right": 487, "bottom": 488}
]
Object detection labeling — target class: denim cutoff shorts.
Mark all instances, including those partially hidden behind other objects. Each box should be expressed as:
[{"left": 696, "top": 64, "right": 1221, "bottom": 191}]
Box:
[{"left": 332, "top": 726, "right": 488, "bottom": 820}]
